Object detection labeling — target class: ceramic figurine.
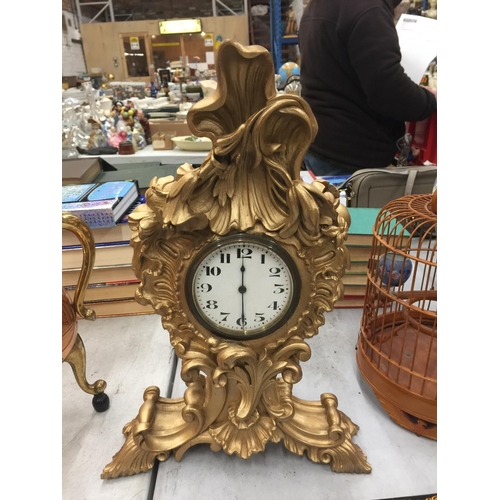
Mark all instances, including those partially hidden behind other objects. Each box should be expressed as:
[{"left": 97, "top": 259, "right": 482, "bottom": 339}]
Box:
[
  {"left": 87, "top": 118, "right": 108, "bottom": 149},
  {"left": 126, "top": 126, "right": 134, "bottom": 144},
  {"left": 117, "top": 128, "right": 128, "bottom": 144},
  {"left": 132, "top": 118, "right": 147, "bottom": 149},
  {"left": 115, "top": 115, "right": 128, "bottom": 135},
  {"left": 378, "top": 253, "right": 413, "bottom": 287},
  {"left": 132, "top": 128, "right": 146, "bottom": 150},
  {"left": 107, "top": 126, "right": 121, "bottom": 148}
]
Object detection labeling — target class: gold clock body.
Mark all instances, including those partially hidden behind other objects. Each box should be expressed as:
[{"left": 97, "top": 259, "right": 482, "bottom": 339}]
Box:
[{"left": 102, "top": 41, "right": 370, "bottom": 478}]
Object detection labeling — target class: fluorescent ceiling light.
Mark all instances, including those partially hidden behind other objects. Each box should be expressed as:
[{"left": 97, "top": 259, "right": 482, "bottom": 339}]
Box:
[{"left": 159, "top": 19, "right": 202, "bottom": 35}]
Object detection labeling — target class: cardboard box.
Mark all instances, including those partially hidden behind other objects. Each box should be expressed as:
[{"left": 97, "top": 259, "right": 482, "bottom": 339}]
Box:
[
  {"left": 148, "top": 120, "right": 192, "bottom": 138},
  {"left": 152, "top": 132, "right": 174, "bottom": 150}
]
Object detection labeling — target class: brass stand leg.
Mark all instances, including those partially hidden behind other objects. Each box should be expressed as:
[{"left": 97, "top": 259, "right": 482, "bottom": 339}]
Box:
[{"left": 64, "top": 334, "right": 110, "bottom": 412}]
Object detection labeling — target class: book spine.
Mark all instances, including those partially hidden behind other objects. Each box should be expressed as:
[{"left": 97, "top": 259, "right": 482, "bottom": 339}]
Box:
[
  {"left": 62, "top": 240, "right": 131, "bottom": 250},
  {"left": 62, "top": 195, "right": 146, "bottom": 233},
  {"left": 64, "top": 279, "right": 140, "bottom": 291},
  {"left": 86, "top": 299, "right": 155, "bottom": 318},
  {"left": 62, "top": 203, "right": 116, "bottom": 228}
]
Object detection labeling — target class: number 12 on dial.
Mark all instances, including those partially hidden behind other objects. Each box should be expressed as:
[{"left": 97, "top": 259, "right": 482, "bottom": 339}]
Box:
[{"left": 186, "top": 234, "right": 301, "bottom": 339}]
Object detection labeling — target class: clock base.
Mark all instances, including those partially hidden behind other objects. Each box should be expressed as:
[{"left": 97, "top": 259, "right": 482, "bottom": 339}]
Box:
[{"left": 102, "top": 383, "right": 371, "bottom": 479}]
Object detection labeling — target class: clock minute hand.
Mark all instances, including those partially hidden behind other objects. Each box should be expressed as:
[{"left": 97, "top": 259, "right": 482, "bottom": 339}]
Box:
[{"left": 239, "top": 259, "right": 246, "bottom": 334}]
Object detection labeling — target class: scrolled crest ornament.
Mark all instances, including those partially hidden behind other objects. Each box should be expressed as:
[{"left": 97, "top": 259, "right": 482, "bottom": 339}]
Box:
[{"left": 102, "top": 41, "right": 370, "bottom": 480}]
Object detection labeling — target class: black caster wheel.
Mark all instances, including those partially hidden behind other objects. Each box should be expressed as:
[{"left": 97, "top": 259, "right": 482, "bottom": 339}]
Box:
[{"left": 92, "top": 392, "right": 110, "bottom": 412}]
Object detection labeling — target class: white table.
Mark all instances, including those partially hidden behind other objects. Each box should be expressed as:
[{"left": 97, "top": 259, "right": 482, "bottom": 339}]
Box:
[
  {"left": 62, "top": 309, "right": 437, "bottom": 500},
  {"left": 79, "top": 144, "right": 209, "bottom": 167}
]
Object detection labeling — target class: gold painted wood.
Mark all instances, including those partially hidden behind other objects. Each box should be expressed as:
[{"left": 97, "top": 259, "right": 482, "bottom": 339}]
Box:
[{"left": 102, "top": 41, "right": 370, "bottom": 479}]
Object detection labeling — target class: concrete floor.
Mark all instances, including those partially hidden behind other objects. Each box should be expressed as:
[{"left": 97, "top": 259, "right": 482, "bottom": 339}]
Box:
[{"left": 62, "top": 309, "right": 437, "bottom": 500}]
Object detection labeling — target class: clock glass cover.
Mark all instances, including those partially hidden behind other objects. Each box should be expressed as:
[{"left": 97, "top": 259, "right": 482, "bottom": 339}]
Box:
[{"left": 186, "top": 234, "right": 300, "bottom": 339}]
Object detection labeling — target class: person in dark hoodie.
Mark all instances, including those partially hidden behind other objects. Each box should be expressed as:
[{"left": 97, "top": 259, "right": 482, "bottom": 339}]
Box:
[{"left": 299, "top": 0, "right": 437, "bottom": 176}]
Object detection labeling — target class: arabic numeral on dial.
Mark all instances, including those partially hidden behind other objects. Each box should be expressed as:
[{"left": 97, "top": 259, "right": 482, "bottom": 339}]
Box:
[
  {"left": 220, "top": 253, "right": 231, "bottom": 264},
  {"left": 206, "top": 266, "right": 221, "bottom": 276},
  {"left": 220, "top": 312, "right": 230, "bottom": 321},
  {"left": 254, "top": 313, "right": 265, "bottom": 322},
  {"left": 236, "top": 317, "right": 247, "bottom": 326},
  {"left": 200, "top": 283, "right": 213, "bottom": 292},
  {"left": 273, "top": 284, "right": 285, "bottom": 294},
  {"left": 267, "top": 301, "right": 279, "bottom": 310},
  {"left": 237, "top": 248, "right": 253, "bottom": 259},
  {"left": 206, "top": 300, "right": 218, "bottom": 309},
  {"left": 269, "top": 267, "right": 281, "bottom": 277}
]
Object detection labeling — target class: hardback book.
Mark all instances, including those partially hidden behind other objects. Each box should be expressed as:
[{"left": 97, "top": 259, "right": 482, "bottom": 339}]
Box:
[
  {"left": 62, "top": 264, "right": 137, "bottom": 287},
  {"left": 85, "top": 298, "right": 154, "bottom": 318},
  {"left": 62, "top": 158, "right": 102, "bottom": 186},
  {"left": 346, "top": 207, "right": 411, "bottom": 247},
  {"left": 346, "top": 246, "right": 372, "bottom": 263},
  {"left": 345, "top": 207, "right": 380, "bottom": 246},
  {"left": 62, "top": 180, "right": 140, "bottom": 229},
  {"left": 62, "top": 242, "right": 133, "bottom": 270},
  {"left": 334, "top": 297, "right": 366, "bottom": 308},
  {"left": 64, "top": 280, "right": 140, "bottom": 303},
  {"left": 62, "top": 221, "right": 133, "bottom": 248},
  {"left": 342, "top": 274, "right": 368, "bottom": 286},
  {"left": 62, "top": 196, "right": 144, "bottom": 248},
  {"left": 342, "top": 284, "right": 367, "bottom": 297},
  {"left": 344, "top": 262, "right": 369, "bottom": 275}
]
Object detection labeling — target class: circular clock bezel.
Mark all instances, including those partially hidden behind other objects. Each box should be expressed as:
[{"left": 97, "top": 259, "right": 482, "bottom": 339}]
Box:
[{"left": 184, "top": 233, "right": 302, "bottom": 341}]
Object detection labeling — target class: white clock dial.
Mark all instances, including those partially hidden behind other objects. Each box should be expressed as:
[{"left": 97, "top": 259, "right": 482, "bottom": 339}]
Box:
[{"left": 187, "top": 235, "right": 300, "bottom": 339}]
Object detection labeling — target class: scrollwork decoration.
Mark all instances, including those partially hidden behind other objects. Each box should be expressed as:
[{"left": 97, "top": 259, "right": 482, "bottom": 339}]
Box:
[{"left": 102, "top": 41, "right": 370, "bottom": 479}]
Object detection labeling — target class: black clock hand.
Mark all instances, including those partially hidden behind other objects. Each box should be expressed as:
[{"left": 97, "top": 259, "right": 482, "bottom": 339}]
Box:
[{"left": 239, "top": 258, "right": 246, "bottom": 333}]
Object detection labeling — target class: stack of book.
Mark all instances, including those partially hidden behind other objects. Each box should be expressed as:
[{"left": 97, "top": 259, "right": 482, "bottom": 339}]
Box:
[
  {"left": 62, "top": 181, "right": 154, "bottom": 318},
  {"left": 62, "top": 180, "right": 141, "bottom": 229},
  {"left": 336, "top": 207, "right": 380, "bottom": 308},
  {"left": 300, "top": 170, "right": 376, "bottom": 309},
  {"left": 336, "top": 207, "right": 411, "bottom": 308}
]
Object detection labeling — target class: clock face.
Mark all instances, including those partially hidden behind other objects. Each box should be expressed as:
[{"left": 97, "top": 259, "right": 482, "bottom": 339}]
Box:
[{"left": 186, "top": 234, "right": 301, "bottom": 340}]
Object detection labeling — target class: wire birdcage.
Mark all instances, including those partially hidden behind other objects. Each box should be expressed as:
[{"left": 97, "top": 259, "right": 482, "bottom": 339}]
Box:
[{"left": 356, "top": 193, "right": 437, "bottom": 439}]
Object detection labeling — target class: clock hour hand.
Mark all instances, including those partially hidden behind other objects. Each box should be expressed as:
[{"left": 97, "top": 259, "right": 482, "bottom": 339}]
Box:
[{"left": 239, "top": 260, "right": 246, "bottom": 332}]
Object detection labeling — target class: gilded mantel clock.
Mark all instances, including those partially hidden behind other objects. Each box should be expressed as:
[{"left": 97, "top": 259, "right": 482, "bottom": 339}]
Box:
[
  {"left": 186, "top": 234, "right": 301, "bottom": 340},
  {"left": 102, "top": 41, "right": 371, "bottom": 478}
]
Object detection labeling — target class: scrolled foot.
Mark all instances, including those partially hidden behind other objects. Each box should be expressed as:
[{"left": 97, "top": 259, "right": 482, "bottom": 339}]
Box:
[
  {"left": 64, "top": 334, "right": 108, "bottom": 396},
  {"left": 276, "top": 393, "right": 372, "bottom": 473}
]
